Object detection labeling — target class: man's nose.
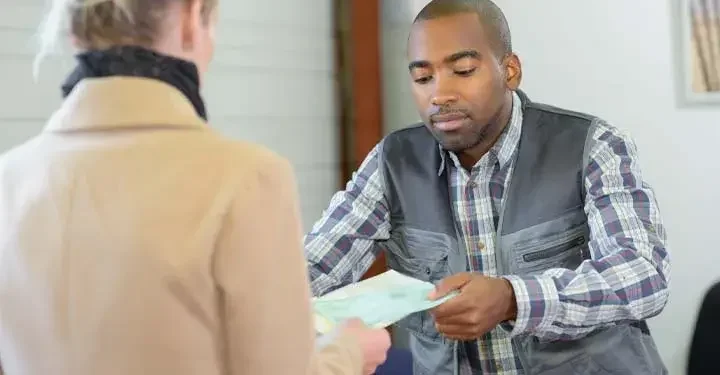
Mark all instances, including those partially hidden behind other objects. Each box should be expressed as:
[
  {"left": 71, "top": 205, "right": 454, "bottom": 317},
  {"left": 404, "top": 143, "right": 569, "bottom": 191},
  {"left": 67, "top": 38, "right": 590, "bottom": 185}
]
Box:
[{"left": 430, "top": 81, "right": 459, "bottom": 106}]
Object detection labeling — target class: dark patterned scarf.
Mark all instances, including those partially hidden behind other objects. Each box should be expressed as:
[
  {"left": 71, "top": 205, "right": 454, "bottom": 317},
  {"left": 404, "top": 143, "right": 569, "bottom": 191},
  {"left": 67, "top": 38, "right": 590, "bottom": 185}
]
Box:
[{"left": 61, "top": 45, "right": 207, "bottom": 120}]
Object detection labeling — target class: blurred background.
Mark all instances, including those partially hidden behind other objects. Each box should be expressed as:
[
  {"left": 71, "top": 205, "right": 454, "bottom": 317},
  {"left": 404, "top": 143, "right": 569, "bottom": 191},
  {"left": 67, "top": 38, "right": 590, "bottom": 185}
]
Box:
[{"left": 1, "top": 0, "right": 719, "bottom": 374}]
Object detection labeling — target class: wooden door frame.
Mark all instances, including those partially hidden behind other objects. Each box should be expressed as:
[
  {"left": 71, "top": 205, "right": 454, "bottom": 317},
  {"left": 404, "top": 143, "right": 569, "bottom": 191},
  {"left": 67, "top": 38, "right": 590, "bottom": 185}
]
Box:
[{"left": 334, "top": 0, "right": 387, "bottom": 280}]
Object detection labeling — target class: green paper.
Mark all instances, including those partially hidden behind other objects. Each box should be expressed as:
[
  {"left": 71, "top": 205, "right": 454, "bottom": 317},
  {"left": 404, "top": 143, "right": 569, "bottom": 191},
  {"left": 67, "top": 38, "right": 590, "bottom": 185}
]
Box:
[{"left": 313, "top": 270, "right": 458, "bottom": 333}]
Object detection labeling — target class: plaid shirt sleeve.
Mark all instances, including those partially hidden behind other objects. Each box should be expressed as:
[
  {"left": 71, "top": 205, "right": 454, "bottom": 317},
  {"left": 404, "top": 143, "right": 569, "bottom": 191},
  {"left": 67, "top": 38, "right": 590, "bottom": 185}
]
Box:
[
  {"left": 304, "top": 144, "right": 392, "bottom": 297},
  {"left": 503, "top": 119, "right": 671, "bottom": 340}
]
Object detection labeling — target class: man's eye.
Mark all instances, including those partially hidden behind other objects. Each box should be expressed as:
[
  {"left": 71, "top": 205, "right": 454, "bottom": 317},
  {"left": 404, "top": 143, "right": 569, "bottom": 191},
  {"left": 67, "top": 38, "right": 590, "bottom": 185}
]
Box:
[
  {"left": 455, "top": 68, "right": 476, "bottom": 76},
  {"left": 414, "top": 76, "right": 432, "bottom": 84}
]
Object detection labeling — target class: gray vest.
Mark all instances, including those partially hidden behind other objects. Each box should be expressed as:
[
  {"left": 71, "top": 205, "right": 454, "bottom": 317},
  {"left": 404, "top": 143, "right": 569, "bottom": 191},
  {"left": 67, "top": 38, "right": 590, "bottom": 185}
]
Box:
[{"left": 377, "top": 92, "right": 666, "bottom": 375}]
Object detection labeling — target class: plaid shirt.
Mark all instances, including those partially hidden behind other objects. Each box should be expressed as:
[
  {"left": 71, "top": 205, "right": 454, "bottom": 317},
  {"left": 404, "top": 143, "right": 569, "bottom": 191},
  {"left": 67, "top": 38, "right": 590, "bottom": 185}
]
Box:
[{"left": 305, "top": 93, "right": 670, "bottom": 374}]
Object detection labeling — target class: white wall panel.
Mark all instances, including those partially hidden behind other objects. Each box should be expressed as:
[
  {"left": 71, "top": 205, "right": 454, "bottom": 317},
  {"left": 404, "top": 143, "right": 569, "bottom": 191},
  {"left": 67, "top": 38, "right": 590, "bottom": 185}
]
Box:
[
  {"left": 380, "top": 0, "right": 429, "bottom": 134},
  {"left": 0, "top": 0, "right": 338, "bottom": 230}
]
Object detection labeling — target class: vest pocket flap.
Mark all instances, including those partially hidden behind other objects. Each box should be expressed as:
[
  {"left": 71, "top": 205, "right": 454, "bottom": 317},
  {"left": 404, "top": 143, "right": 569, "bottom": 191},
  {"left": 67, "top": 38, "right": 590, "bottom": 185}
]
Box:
[
  {"left": 508, "top": 207, "right": 586, "bottom": 250},
  {"left": 403, "top": 227, "right": 452, "bottom": 261}
]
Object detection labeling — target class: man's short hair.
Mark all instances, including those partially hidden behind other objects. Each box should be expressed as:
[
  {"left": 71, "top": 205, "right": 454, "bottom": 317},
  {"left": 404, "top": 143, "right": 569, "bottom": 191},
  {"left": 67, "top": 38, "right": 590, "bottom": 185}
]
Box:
[{"left": 413, "top": 0, "right": 512, "bottom": 58}]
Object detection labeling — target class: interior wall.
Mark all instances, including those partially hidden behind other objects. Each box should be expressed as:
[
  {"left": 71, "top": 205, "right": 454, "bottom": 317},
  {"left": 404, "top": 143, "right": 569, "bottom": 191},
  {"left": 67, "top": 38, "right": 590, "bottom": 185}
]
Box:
[
  {"left": 381, "top": 0, "right": 427, "bottom": 134},
  {"left": 0, "top": 1, "right": 339, "bottom": 231}
]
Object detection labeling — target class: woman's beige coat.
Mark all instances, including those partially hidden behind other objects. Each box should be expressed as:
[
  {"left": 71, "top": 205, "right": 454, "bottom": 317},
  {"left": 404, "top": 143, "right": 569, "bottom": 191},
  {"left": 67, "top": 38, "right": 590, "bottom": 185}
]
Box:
[{"left": 0, "top": 77, "right": 362, "bottom": 375}]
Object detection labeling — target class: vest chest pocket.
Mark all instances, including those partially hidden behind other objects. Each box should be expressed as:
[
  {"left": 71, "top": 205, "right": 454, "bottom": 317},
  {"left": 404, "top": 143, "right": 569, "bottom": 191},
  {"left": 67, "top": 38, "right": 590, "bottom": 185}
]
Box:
[
  {"left": 513, "top": 225, "right": 589, "bottom": 276},
  {"left": 389, "top": 227, "right": 452, "bottom": 283},
  {"left": 387, "top": 227, "right": 453, "bottom": 341}
]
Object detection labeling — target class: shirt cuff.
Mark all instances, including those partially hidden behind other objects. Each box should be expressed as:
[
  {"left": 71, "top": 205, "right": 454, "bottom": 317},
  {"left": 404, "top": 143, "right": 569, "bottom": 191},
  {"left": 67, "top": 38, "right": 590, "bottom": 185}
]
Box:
[{"left": 501, "top": 274, "right": 561, "bottom": 337}]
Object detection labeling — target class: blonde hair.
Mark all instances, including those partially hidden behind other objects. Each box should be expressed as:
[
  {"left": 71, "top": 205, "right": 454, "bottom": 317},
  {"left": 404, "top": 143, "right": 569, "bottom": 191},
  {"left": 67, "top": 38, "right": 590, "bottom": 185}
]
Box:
[{"left": 34, "top": 0, "right": 217, "bottom": 76}]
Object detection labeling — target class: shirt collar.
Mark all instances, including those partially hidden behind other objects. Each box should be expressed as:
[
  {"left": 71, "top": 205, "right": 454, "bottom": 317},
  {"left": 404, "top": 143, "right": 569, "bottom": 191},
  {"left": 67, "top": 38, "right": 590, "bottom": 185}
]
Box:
[{"left": 437, "top": 91, "right": 524, "bottom": 175}]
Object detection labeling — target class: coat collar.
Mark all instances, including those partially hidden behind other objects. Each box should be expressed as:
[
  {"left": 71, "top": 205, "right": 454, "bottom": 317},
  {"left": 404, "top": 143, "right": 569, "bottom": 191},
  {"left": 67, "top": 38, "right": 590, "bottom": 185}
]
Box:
[{"left": 45, "top": 77, "right": 207, "bottom": 133}]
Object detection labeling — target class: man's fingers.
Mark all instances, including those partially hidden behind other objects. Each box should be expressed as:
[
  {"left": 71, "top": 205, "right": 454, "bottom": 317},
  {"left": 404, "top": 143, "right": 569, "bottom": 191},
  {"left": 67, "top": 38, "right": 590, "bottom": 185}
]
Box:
[
  {"left": 434, "top": 323, "right": 479, "bottom": 341},
  {"left": 431, "top": 296, "right": 473, "bottom": 319},
  {"left": 429, "top": 273, "right": 472, "bottom": 300},
  {"left": 433, "top": 309, "right": 478, "bottom": 325}
]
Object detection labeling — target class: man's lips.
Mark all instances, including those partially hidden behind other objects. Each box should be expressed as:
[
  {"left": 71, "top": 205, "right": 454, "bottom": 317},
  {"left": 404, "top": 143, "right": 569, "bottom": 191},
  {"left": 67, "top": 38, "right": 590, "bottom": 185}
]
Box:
[{"left": 432, "top": 113, "right": 469, "bottom": 131}]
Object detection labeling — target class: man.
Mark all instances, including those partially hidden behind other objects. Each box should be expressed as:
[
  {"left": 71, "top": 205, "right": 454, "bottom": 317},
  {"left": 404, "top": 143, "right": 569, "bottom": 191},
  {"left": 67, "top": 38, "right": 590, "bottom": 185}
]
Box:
[{"left": 305, "top": 0, "right": 670, "bottom": 374}]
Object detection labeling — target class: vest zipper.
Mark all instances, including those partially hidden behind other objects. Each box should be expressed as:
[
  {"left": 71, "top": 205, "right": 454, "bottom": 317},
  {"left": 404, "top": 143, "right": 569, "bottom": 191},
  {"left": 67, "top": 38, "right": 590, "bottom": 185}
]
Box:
[{"left": 522, "top": 235, "right": 586, "bottom": 262}]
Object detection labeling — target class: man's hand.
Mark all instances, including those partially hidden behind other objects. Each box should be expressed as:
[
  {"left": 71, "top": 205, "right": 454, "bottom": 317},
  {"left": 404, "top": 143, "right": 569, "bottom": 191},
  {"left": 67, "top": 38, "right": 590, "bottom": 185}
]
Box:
[{"left": 428, "top": 273, "right": 518, "bottom": 341}]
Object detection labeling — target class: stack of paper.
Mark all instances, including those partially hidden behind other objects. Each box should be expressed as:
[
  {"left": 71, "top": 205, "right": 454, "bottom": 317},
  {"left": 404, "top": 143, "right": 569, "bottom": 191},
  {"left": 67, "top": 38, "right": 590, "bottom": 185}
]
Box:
[{"left": 312, "top": 270, "right": 458, "bottom": 334}]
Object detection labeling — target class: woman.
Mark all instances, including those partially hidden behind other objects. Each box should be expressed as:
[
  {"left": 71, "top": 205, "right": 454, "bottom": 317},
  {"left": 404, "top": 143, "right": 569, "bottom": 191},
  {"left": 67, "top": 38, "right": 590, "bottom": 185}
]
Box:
[{"left": 0, "top": 0, "right": 389, "bottom": 374}]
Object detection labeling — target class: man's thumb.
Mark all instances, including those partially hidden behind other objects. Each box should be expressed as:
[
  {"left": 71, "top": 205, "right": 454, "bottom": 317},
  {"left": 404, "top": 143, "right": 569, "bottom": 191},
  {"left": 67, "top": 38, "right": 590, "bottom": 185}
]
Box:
[{"left": 428, "top": 273, "right": 471, "bottom": 300}]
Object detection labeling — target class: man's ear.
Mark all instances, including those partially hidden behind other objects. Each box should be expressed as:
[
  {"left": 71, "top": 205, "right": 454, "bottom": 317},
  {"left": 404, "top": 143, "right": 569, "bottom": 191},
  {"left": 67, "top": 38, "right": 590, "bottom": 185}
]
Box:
[{"left": 504, "top": 53, "right": 522, "bottom": 90}]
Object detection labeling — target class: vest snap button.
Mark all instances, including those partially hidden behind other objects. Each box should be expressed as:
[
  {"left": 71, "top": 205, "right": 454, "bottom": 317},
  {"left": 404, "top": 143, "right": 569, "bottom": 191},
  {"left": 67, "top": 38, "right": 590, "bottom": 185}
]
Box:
[{"left": 425, "top": 267, "right": 431, "bottom": 275}]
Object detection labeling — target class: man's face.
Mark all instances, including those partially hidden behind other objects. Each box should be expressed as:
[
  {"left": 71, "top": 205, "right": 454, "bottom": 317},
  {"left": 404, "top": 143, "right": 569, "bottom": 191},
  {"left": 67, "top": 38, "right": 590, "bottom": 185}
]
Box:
[{"left": 407, "top": 13, "right": 519, "bottom": 152}]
